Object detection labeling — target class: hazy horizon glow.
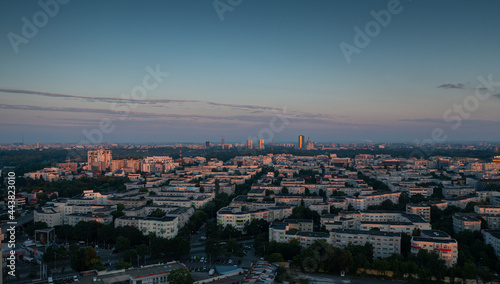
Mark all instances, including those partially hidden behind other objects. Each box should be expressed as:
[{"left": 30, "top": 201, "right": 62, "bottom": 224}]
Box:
[{"left": 1, "top": 0, "right": 499, "bottom": 144}]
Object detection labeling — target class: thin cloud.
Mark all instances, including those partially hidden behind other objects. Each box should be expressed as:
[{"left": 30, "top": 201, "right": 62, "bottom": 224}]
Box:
[
  {"left": 437, "top": 83, "right": 464, "bottom": 89},
  {"left": 0, "top": 88, "right": 282, "bottom": 113}
]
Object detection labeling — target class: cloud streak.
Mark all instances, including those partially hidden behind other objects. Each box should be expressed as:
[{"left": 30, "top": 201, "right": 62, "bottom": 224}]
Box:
[
  {"left": 437, "top": 83, "right": 464, "bottom": 89},
  {"left": 0, "top": 103, "right": 340, "bottom": 127},
  {"left": 0, "top": 88, "right": 282, "bottom": 113}
]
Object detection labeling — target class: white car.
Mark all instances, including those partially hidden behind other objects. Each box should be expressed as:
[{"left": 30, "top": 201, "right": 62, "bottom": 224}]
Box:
[
  {"left": 73, "top": 275, "right": 79, "bottom": 282},
  {"left": 48, "top": 277, "right": 54, "bottom": 284},
  {"left": 228, "top": 259, "right": 233, "bottom": 264}
]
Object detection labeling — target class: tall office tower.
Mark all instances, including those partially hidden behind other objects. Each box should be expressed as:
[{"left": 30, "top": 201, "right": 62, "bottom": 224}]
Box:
[
  {"left": 247, "top": 139, "right": 253, "bottom": 149},
  {"left": 36, "top": 142, "right": 41, "bottom": 148},
  {"left": 298, "top": 135, "right": 305, "bottom": 149},
  {"left": 259, "top": 139, "right": 264, "bottom": 149},
  {"left": 221, "top": 137, "right": 225, "bottom": 147},
  {"left": 206, "top": 141, "right": 211, "bottom": 148},
  {"left": 87, "top": 149, "right": 112, "bottom": 171}
]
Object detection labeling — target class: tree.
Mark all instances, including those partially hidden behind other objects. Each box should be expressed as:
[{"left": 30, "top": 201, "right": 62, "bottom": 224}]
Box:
[
  {"left": 26, "top": 221, "right": 48, "bottom": 236},
  {"left": 281, "top": 186, "right": 289, "bottom": 194},
  {"left": 115, "top": 236, "right": 131, "bottom": 252},
  {"left": 149, "top": 208, "right": 166, "bottom": 218},
  {"left": 111, "top": 210, "right": 125, "bottom": 220},
  {"left": 116, "top": 203, "right": 125, "bottom": 211},
  {"left": 461, "top": 261, "right": 477, "bottom": 281},
  {"left": 137, "top": 244, "right": 150, "bottom": 264},
  {"left": 167, "top": 268, "right": 194, "bottom": 284},
  {"left": 139, "top": 187, "right": 148, "bottom": 193},
  {"left": 115, "top": 261, "right": 132, "bottom": 269},
  {"left": 43, "top": 246, "right": 56, "bottom": 262},
  {"left": 267, "top": 253, "right": 284, "bottom": 263},
  {"left": 124, "top": 249, "right": 138, "bottom": 265},
  {"left": 206, "top": 238, "right": 225, "bottom": 259}
]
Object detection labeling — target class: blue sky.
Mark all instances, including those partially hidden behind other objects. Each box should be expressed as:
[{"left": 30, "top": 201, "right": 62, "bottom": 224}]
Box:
[{"left": 0, "top": 0, "right": 499, "bottom": 144}]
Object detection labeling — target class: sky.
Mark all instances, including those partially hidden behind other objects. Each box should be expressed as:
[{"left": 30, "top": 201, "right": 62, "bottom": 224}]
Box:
[{"left": 0, "top": 0, "right": 499, "bottom": 144}]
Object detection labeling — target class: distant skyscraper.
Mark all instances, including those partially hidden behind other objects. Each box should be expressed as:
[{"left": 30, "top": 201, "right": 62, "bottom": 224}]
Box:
[
  {"left": 221, "top": 137, "right": 225, "bottom": 146},
  {"left": 259, "top": 139, "right": 264, "bottom": 149},
  {"left": 205, "top": 141, "right": 211, "bottom": 148},
  {"left": 298, "top": 135, "right": 305, "bottom": 149},
  {"left": 247, "top": 139, "right": 253, "bottom": 149},
  {"left": 306, "top": 137, "right": 315, "bottom": 150},
  {"left": 36, "top": 142, "right": 41, "bottom": 148}
]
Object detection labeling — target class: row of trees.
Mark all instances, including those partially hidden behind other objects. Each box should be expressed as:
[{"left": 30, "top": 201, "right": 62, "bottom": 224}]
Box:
[{"left": 260, "top": 236, "right": 495, "bottom": 283}]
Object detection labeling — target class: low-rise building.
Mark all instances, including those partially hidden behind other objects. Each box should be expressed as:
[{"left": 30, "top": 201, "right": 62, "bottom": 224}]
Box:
[
  {"left": 115, "top": 216, "right": 179, "bottom": 239},
  {"left": 217, "top": 206, "right": 293, "bottom": 231},
  {"left": 482, "top": 230, "right": 500, "bottom": 258},
  {"left": 406, "top": 203, "right": 431, "bottom": 222},
  {"left": 346, "top": 192, "right": 401, "bottom": 210},
  {"left": 64, "top": 213, "right": 113, "bottom": 226},
  {"left": 474, "top": 205, "right": 500, "bottom": 215},
  {"left": 34, "top": 206, "right": 62, "bottom": 227},
  {"left": 410, "top": 236, "right": 458, "bottom": 267},
  {"left": 330, "top": 229, "right": 401, "bottom": 259},
  {"left": 453, "top": 213, "right": 481, "bottom": 233}
]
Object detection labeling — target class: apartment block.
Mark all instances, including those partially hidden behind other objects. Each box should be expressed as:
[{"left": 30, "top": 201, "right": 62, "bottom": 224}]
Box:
[
  {"left": 410, "top": 236, "right": 458, "bottom": 267},
  {"left": 217, "top": 206, "right": 293, "bottom": 231},
  {"left": 115, "top": 216, "right": 179, "bottom": 239},
  {"left": 452, "top": 213, "right": 481, "bottom": 233},
  {"left": 482, "top": 230, "right": 500, "bottom": 258},
  {"left": 346, "top": 192, "right": 401, "bottom": 210},
  {"left": 330, "top": 229, "right": 401, "bottom": 259},
  {"left": 406, "top": 203, "right": 431, "bottom": 222}
]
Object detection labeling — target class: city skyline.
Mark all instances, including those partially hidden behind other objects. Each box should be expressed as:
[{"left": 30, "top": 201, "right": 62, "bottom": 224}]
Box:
[{"left": 1, "top": 1, "right": 500, "bottom": 143}]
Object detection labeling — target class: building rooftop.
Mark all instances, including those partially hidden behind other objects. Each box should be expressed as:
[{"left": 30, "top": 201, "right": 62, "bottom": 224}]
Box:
[
  {"left": 421, "top": 230, "right": 451, "bottom": 239},
  {"left": 453, "top": 213, "right": 481, "bottom": 222},
  {"left": 330, "top": 228, "right": 401, "bottom": 237}
]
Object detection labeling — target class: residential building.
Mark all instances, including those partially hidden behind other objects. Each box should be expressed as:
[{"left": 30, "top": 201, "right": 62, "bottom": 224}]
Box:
[
  {"left": 115, "top": 216, "right": 179, "bottom": 239},
  {"left": 410, "top": 236, "right": 458, "bottom": 267},
  {"left": 482, "top": 230, "right": 500, "bottom": 258},
  {"left": 452, "top": 214, "right": 481, "bottom": 233},
  {"left": 330, "top": 229, "right": 401, "bottom": 259},
  {"left": 346, "top": 192, "right": 401, "bottom": 210},
  {"left": 406, "top": 203, "right": 431, "bottom": 222}
]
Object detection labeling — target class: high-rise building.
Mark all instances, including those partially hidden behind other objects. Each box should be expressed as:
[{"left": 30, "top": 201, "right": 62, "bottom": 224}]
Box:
[
  {"left": 36, "top": 142, "right": 41, "bottom": 148},
  {"left": 221, "top": 137, "right": 225, "bottom": 147},
  {"left": 298, "top": 135, "right": 305, "bottom": 149},
  {"left": 306, "top": 137, "right": 315, "bottom": 150},
  {"left": 87, "top": 149, "right": 112, "bottom": 171},
  {"left": 205, "top": 141, "right": 211, "bottom": 148},
  {"left": 247, "top": 139, "right": 253, "bottom": 149},
  {"left": 259, "top": 139, "right": 264, "bottom": 149}
]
